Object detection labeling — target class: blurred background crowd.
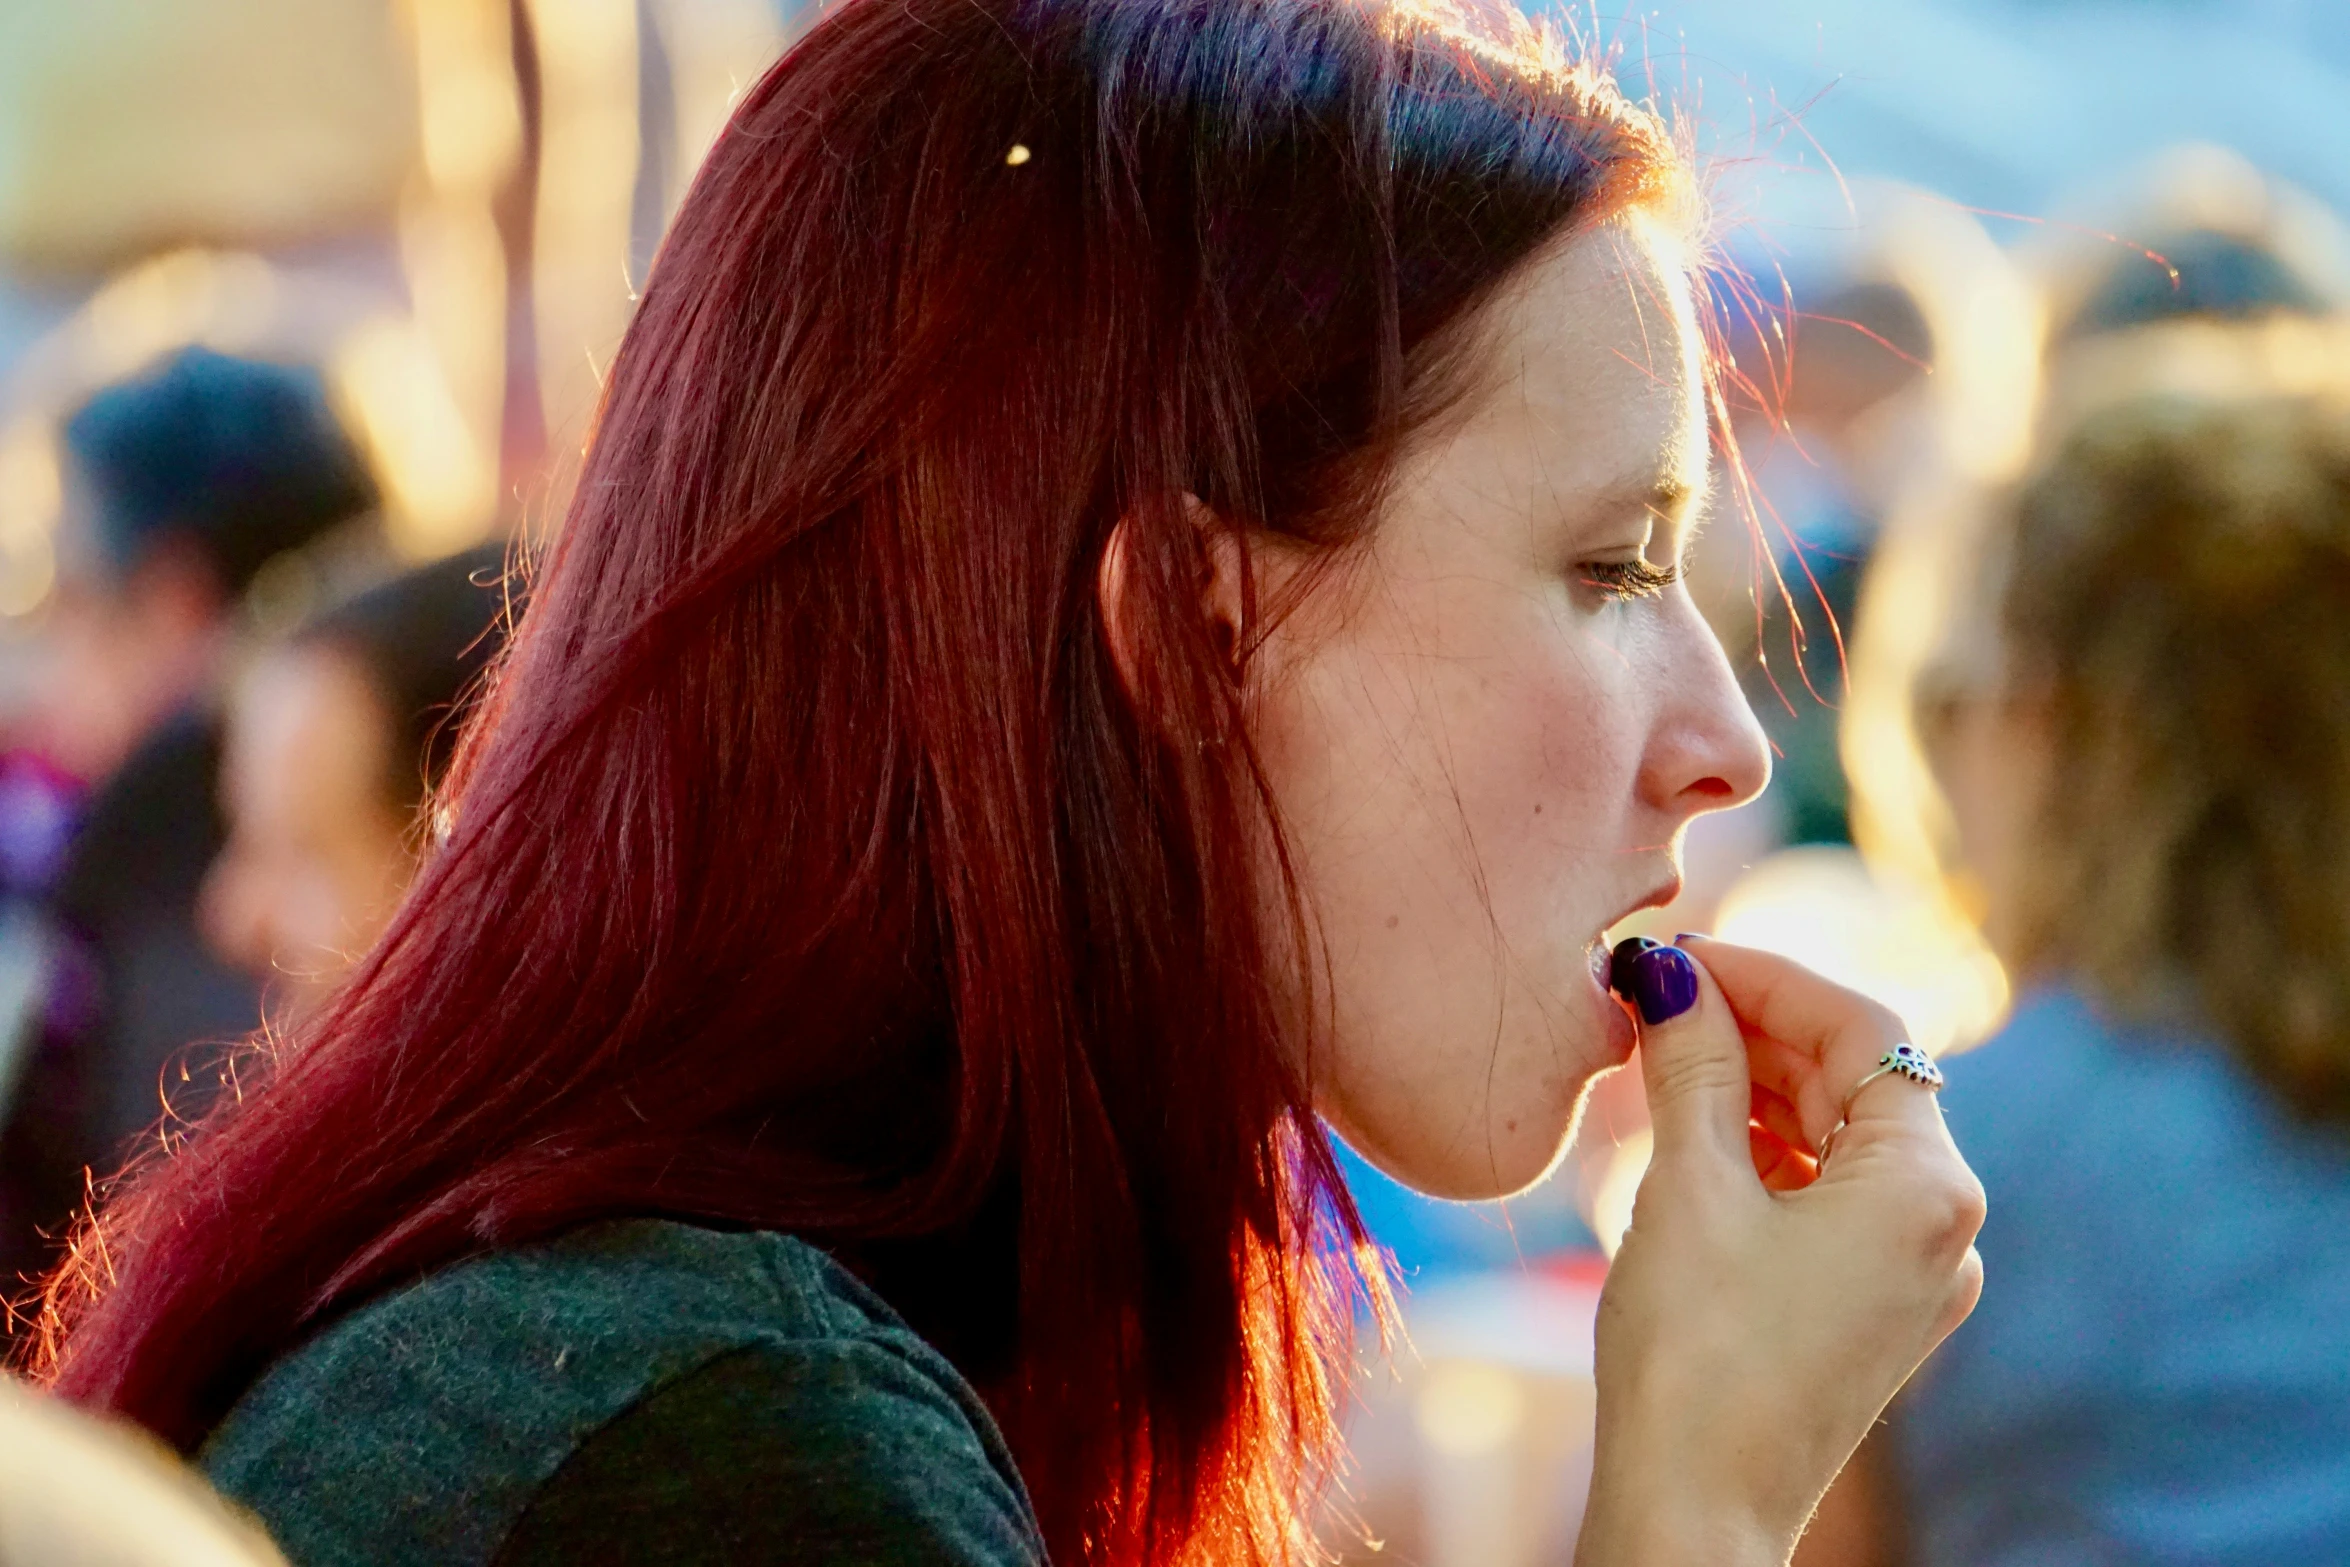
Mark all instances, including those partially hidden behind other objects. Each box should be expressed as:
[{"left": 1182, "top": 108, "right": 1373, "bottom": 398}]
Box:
[{"left": 0, "top": 0, "right": 2347, "bottom": 1563}]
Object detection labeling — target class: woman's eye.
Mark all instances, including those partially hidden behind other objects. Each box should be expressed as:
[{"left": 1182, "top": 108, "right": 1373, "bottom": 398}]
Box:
[{"left": 1578, "top": 557, "right": 1682, "bottom": 602}]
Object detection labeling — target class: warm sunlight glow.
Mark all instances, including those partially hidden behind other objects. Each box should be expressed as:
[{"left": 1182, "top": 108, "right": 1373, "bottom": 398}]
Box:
[
  {"left": 331, "top": 315, "right": 498, "bottom": 559},
  {"left": 81, "top": 249, "right": 281, "bottom": 384},
  {"left": 1714, "top": 846, "right": 2008, "bottom": 1059},
  {"left": 528, "top": 0, "right": 641, "bottom": 468},
  {"left": 0, "top": 419, "right": 61, "bottom": 618}
]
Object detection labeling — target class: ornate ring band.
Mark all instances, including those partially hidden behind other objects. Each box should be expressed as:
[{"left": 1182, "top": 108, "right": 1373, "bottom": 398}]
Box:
[
  {"left": 1839, "top": 1042, "right": 1945, "bottom": 1118},
  {"left": 1818, "top": 1044, "right": 1944, "bottom": 1167}
]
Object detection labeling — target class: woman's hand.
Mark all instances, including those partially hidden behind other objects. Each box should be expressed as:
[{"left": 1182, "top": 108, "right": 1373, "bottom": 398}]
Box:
[{"left": 1575, "top": 938, "right": 1985, "bottom": 1567}]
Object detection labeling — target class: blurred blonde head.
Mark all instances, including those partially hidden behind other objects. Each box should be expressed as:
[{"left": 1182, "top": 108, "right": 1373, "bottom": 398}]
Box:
[
  {"left": 1845, "top": 154, "right": 2350, "bottom": 1070},
  {"left": 0, "top": 1376, "right": 282, "bottom": 1566},
  {"left": 1899, "top": 374, "right": 2350, "bottom": 1118}
]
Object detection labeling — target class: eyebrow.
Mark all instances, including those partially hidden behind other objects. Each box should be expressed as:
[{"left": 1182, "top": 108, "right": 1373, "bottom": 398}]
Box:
[
  {"left": 1592, "top": 476, "right": 1703, "bottom": 529},
  {"left": 1646, "top": 478, "right": 1699, "bottom": 519},
  {"left": 1571, "top": 475, "right": 1711, "bottom": 566}
]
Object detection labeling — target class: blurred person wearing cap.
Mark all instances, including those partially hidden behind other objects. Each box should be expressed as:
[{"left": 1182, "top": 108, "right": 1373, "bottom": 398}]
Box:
[
  {"left": 200, "top": 546, "right": 509, "bottom": 1016},
  {"left": 0, "top": 346, "right": 377, "bottom": 1286},
  {"left": 2029, "top": 150, "right": 2350, "bottom": 359}
]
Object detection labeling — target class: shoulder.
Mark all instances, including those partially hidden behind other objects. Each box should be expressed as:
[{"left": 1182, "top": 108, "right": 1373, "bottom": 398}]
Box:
[
  {"left": 1944, "top": 987, "right": 2274, "bottom": 1196},
  {"left": 1939, "top": 988, "right": 2172, "bottom": 1183},
  {"left": 496, "top": 1335, "right": 1042, "bottom": 1567},
  {"left": 54, "top": 709, "right": 224, "bottom": 924},
  {"left": 201, "top": 1220, "right": 1041, "bottom": 1567}
]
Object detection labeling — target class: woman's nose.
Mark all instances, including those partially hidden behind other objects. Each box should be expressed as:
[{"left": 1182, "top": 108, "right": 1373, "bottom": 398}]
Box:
[{"left": 1640, "top": 603, "right": 1772, "bottom": 818}]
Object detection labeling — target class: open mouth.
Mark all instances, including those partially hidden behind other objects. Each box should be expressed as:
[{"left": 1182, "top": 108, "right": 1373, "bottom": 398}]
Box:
[{"left": 1583, "top": 876, "right": 1683, "bottom": 994}]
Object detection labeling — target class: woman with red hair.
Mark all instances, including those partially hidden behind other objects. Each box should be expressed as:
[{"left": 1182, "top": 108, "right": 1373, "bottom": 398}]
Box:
[{"left": 28, "top": 0, "right": 1982, "bottom": 1562}]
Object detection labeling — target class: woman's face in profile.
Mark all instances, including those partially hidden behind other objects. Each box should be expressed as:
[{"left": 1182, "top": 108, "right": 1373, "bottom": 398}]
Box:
[
  {"left": 1250, "top": 214, "right": 1770, "bottom": 1199},
  {"left": 201, "top": 643, "right": 417, "bottom": 1009}
]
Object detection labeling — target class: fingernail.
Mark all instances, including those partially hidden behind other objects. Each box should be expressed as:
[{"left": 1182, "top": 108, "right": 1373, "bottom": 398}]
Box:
[
  {"left": 1608, "top": 936, "right": 1663, "bottom": 997},
  {"left": 1674, "top": 931, "right": 1710, "bottom": 944},
  {"left": 1625, "top": 945, "right": 1700, "bottom": 1025}
]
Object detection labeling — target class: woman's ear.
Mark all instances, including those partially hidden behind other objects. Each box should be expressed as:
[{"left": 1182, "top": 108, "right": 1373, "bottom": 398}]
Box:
[{"left": 1097, "top": 494, "right": 1246, "bottom": 712}]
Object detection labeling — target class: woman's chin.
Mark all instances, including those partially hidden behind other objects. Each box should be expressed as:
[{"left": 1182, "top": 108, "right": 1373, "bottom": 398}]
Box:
[
  {"left": 1331, "top": 1095, "right": 1587, "bottom": 1201},
  {"left": 1418, "top": 1136, "right": 1578, "bottom": 1201},
  {"left": 1320, "top": 986, "right": 1632, "bottom": 1200},
  {"left": 1600, "top": 982, "right": 1638, "bottom": 1064}
]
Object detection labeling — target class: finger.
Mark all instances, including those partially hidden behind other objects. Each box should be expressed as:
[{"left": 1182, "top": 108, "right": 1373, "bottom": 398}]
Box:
[
  {"left": 1941, "top": 1245, "right": 1986, "bottom": 1340},
  {"left": 1612, "top": 938, "right": 1752, "bottom": 1179},
  {"left": 1673, "top": 936, "right": 1950, "bottom": 1145},
  {"left": 1748, "top": 1032, "right": 1842, "bottom": 1151},
  {"left": 1749, "top": 1124, "right": 1817, "bottom": 1191},
  {"left": 1748, "top": 1077, "right": 1811, "bottom": 1153}
]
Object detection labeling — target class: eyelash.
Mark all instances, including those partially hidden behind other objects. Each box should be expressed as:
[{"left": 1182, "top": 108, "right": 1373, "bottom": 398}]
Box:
[{"left": 1579, "top": 558, "right": 1682, "bottom": 602}]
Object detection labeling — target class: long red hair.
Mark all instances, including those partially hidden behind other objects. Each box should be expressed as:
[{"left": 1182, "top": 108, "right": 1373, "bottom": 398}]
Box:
[{"left": 33, "top": 1, "right": 1673, "bottom": 1559}]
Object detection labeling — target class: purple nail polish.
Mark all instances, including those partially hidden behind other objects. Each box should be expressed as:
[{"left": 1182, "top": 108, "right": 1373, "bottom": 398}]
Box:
[
  {"left": 1674, "top": 931, "right": 1710, "bottom": 945},
  {"left": 1608, "top": 936, "right": 1663, "bottom": 997},
  {"left": 1626, "top": 944, "right": 1699, "bottom": 1025}
]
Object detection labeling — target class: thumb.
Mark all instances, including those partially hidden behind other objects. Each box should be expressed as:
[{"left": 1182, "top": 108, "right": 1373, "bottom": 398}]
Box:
[{"left": 1611, "top": 937, "right": 1752, "bottom": 1177}]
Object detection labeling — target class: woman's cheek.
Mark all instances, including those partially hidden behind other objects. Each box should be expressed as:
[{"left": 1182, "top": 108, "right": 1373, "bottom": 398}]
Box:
[
  {"left": 1252, "top": 598, "right": 1647, "bottom": 1184},
  {"left": 1491, "top": 630, "right": 1645, "bottom": 874}
]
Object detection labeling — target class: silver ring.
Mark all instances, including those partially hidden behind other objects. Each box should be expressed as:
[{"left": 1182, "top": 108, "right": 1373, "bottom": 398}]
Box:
[
  {"left": 1817, "top": 1045, "right": 1943, "bottom": 1166},
  {"left": 1841, "top": 1042, "right": 1946, "bottom": 1113}
]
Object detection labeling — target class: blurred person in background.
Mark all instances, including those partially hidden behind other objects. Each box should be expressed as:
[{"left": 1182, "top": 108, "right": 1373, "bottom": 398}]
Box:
[
  {"left": 1804, "top": 156, "right": 2350, "bottom": 1567},
  {"left": 0, "top": 1375, "right": 284, "bottom": 1567},
  {"left": 0, "top": 346, "right": 376, "bottom": 1286},
  {"left": 2030, "top": 151, "right": 2350, "bottom": 358},
  {"left": 1851, "top": 388, "right": 2350, "bottom": 1565},
  {"left": 200, "top": 546, "right": 508, "bottom": 1017}
]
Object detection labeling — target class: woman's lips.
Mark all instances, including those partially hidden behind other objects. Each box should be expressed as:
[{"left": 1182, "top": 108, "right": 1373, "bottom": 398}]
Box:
[
  {"left": 1595, "top": 875, "right": 1683, "bottom": 950},
  {"left": 1585, "top": 875, "right": 1681, "bottom": 1058}
]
